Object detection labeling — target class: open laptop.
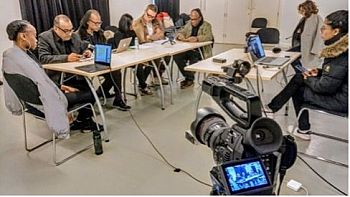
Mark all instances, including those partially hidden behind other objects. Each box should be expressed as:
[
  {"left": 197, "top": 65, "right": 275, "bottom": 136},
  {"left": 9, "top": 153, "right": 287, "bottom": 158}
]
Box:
[
  {"left": 113, "top": 37, "right": 132, "bottom": 53},
  {"left": 247, "top": 35, "right": 290, "bottom": 66},
  {"left": 76, "top": 44, "right": 112, "bottom": 73}
]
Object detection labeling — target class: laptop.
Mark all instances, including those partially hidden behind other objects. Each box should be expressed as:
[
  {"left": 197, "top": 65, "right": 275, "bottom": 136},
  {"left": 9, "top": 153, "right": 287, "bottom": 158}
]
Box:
[
  {"left": 113, "top": 37, "right": 132, "bottom": 53},
  {"left": 76, "top": 44, "right": 112, "bottom": 73},
  {"left": 247, "top": 35, "right": 290, "bottom": 66}
]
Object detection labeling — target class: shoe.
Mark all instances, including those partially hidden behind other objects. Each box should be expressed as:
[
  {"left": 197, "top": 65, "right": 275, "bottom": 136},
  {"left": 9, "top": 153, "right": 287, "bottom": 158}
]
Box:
[
  {"left": 139, "top": 87, "right": 153, "bottom": 96},
  {"left": 113, "top": 100, "right": 131, "bottom": 111},
  {"left": 180, "top": 80, "right": 194, "bottom": 89},
  {"left": 70, "top": 119, "right": 104, "bottom": 133},
  {"left": 153, "top": 77, "right": 169, "bottom": 85},
  {"left": 288, "top": 125, "right": 311, "bottom": 141}
]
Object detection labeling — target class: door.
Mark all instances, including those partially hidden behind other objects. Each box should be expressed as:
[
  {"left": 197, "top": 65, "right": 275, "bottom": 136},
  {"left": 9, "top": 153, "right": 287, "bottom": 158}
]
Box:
[
  {"left": 224, "top": 0, "right": 251, "bottom": 44},
  {"left": 202, "top": 0, "right": 226, "bottom": 43},
  {"left": 250, "top": 0, "right": 281, "bottom": 28}
]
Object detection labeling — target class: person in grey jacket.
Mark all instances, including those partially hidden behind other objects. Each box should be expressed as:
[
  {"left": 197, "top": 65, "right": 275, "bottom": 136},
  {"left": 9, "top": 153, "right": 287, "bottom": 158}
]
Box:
[
  {"left": 290, "top": 0, "right": 323, "bottom": 70},
  {"left": 266, "top": 10, "right": 348, "bottom": 141},
  {"left": 3, "top": 20, "right": 101, "bottom": 138}
]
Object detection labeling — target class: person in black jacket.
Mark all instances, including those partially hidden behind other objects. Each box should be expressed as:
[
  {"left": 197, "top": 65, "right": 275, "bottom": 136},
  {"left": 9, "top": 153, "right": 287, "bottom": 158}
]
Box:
[
  {"left": 77, "top": 10, "right": 131, "bottom": 111},
  {"left": 108, "top": 13, "right": 154, "bottom": 96},
  {"left": 266, "top": 10, "right": 348, "bottom": 140}
]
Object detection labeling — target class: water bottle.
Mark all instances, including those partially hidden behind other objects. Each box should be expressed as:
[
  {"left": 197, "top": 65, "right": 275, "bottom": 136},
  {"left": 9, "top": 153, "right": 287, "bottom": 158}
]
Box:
[
  {"left": 93, "top": 130, "right": 103, "bottom": 155},
  {"left": 135, "top": 37, "right": 139, "bottom": 49}
]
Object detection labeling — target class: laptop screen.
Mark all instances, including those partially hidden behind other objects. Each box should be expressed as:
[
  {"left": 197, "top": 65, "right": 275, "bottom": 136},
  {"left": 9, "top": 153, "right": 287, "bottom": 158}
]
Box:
[
  {"left": 94, "top": 44, "right": 112, "bottom": 65},
  {"left": 247, "top": 35, "right": 266, "bottom": 59}
]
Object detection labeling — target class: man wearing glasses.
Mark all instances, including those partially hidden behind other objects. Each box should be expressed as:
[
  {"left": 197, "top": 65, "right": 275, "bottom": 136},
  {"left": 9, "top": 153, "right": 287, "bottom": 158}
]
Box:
[
  {"left": 132, "top": 4, "right": 166, "bottom": 95},
  {"left": 174, "top": 8, "right": 213, "bottom": 89},
  {"left": 38, "top": 15, "right": 92, "bottom": 65},
  {"left": 133, "top": 4, "right": 164, "bottom": 43}
]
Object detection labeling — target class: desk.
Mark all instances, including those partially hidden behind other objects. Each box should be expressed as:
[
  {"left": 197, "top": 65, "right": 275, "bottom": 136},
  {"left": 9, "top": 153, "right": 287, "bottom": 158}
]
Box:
[
  {"left": 185, "top": 48, "right": 300, "bottom": 116},
  {"left": 43, "top": 40, "right": 213, "bottom": 140}
]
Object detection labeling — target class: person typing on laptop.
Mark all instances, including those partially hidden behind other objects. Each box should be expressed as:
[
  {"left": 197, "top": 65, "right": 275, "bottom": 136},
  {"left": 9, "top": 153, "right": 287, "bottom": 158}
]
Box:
[{"left": 77, "top": 9, "right": 131, "bottom": 111}]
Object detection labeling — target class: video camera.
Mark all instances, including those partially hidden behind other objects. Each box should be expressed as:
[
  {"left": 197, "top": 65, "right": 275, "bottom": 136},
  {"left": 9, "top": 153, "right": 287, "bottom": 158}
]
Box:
[
  {"left": 162, "top": 27, "right": 176, "bottom": 45},
  {"left": 187, "top": 60, "right": 297, "bottom": 195}
]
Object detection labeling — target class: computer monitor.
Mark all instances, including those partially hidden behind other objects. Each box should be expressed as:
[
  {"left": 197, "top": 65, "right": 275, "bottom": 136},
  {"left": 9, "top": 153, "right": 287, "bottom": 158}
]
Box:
[
  {"left": 94, "top": 44, "right": 112, "bottom": 66},
  {"left": 219, "top": 157, "right": 272, "bottom": 195}
]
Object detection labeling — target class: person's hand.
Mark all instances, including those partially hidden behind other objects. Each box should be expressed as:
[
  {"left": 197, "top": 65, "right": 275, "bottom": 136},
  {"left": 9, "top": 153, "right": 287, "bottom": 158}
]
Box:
[
  {"left": 61, "top": 85, "right": 79, "bottom": 93},
  {"left": 67, "top": 53, "right": 82, "bottom": 62},
  {"left": 83, "top": 50, "right": 92, "bottom": 58},
  {"left": 302, "top": 71, "right": 312, "bottom": 79},
  {"left": 309, "top": 68, "right": 318, "bottom": 76},
  {"left": 187, "top": 36, "right": 198, "bottom": 42},
  {"left": 67, "top": 113, "right": 74, "bottom": 124},
  {"left": 177, "top": 34, "right": 185, "bottom": 41}
]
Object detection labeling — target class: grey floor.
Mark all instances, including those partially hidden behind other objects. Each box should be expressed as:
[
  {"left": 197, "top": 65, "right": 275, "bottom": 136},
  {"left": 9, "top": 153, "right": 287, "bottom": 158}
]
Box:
[{"left": 0, "top": 44, "right": 347, "bottom": 195}]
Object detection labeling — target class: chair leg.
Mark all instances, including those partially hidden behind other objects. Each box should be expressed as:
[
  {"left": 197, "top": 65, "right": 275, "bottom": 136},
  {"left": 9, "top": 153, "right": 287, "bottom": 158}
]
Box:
[
  {"left": 23, "top": 112, "right": 52, "bottom": 152},
  {"left": 97, "top": 77, "right": 107, "bottom": 105},
  {"left": 52, "top": 133, "right": 93, "bottom": 166}
]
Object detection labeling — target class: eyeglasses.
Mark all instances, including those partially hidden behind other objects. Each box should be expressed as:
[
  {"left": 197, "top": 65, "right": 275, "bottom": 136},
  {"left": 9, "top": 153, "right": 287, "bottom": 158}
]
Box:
[
  {"left": 56, "top": 26, "right": 73, "bottom": 34},
  {"left": 146, "top": 11, "right": 156, "bottom": 19},
  {"left": 89, "top": 20, "right": 103, "bottom": 25},
  {"left": 191, "top": 17, "right": 201, "bottom": 21}
]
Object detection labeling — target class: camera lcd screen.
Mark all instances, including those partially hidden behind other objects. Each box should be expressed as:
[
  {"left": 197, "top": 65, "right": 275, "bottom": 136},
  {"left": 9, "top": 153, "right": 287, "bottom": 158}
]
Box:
[{"left": 221, "top": 158, "right": 271, "bottom": 194}]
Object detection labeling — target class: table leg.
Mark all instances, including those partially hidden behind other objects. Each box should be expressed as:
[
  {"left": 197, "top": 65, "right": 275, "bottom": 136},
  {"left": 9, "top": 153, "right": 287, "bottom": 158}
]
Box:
[
  {"left": 84, "top": 77, "right": 109, "bottom": 142},
  {"left": 282, "top": 69, "right": 289, "bottom": 116},
  {"left": 151, "top": 60, "right": 165, "bottom": 110},
  {"left": 161, "top": 57, "right": 173, "bottom": 105}
]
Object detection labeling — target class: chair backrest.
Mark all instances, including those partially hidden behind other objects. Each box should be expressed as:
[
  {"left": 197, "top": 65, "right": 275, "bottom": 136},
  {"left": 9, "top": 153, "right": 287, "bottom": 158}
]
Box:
[
  {"left": 104, "top": 25, "right": 118, "bottom": 33},
  {"left": 3, "top": 72, "right": 42, "bottom": 105},
  {"left": 175, "top": 13, "right": 190, "bottom": 28},
  {"left": 257, "top": 28, "right": 280, "bottom": 44},
  {"left": 251, "top": 18, "right": 267, "bottom": 28}
]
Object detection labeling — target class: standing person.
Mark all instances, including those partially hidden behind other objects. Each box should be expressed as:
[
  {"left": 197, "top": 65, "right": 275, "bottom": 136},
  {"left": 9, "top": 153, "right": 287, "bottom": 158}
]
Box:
[
  {"left": 77, "top": 9, "right": 131, "bottom": 111},
  {"left": 266, "top": 10, "right": 348, "bottom": 140},
  {"left": 3, "top": 20, "right": 103, "bottom": 138},
  {"left": 290, "top": 0, "right": 323, "bottom": 70},
  {"left": 132, "top": 4, "right": 167, "bottom": 95},
  {"left": 174, "top": 8, "right": 214, "bottom": 89}
]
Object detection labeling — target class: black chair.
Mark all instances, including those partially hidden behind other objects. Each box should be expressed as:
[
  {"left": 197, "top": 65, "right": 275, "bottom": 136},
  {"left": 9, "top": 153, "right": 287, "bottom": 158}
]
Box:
[
  {"left": 104, "top": 25, "right": 118, "bottom": 33},
  {"left": 292, "top": 104, "right": 348, "bottom": 167},
  {"left": 251, "top": 18, "right": 268, "bottom": 28},
  {"left": 3, "top": 72, "right": 99, "bottom": 166},
  {"left": 245, "top": 18, "right": 268, "bottom": 38},
  {"left": 257, "top": 28, "right": 280, "bottom": 44}
]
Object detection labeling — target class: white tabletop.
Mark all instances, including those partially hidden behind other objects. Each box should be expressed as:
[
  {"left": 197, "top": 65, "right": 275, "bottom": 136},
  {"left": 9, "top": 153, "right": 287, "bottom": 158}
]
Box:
[
  {"left": 185, "top": 48, "right": 301, "bottom": 80},
  {"left": 43, "top": 40, "right": 213, "bottom": 78}
]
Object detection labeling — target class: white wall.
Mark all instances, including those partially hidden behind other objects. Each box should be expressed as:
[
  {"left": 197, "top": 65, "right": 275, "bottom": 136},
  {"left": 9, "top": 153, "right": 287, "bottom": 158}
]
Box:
[
  {"left": 109, "top": 0, "right": 152, "bottom": 27},
  {"left": 0, "top": 0, "right": 22, "bottom": 72},
  {"left": 279, "top": 0, "right": 348, "bottom": 47}
]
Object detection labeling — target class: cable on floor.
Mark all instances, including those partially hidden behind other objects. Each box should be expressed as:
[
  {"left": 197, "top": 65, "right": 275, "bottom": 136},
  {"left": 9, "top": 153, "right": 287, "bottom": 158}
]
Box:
[
  {"left": 128, "top": 111, "right": 212, "bottom": 188},
  {"left": 297, "top": 155, "right": 347, "bottom": 195}
]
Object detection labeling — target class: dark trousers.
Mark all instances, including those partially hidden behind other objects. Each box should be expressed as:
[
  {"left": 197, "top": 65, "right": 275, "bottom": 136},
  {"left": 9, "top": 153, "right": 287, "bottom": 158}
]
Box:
[
  {"left": 268, "top": 73, "right": 310, "bottom": 130},
  {"left": 287, "top": 46, "right": 302, "bottom": 74},
  {"left": 99, "top": 70, "right": 123, "bottom": 102},
  {"left": 64, "top": 77, "right": 95, "bottom": 121},
  {"left": 174, "top": 50, "right": 201, "bottom": 81},
  {"left": 136, "top": 65, "right": 153, "bottom": 89}
]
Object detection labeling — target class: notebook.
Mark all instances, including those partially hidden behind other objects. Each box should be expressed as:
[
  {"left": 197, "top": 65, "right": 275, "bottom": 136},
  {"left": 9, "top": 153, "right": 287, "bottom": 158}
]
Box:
[
  {"left": 247, "top": 35, "right": 290, "bottom": 66},
  {"left": 76, "top": 44, "right": 112, "bottom": 73},
  {"left": 113, "top": 37, "right": 132, "bottom": 53}
]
